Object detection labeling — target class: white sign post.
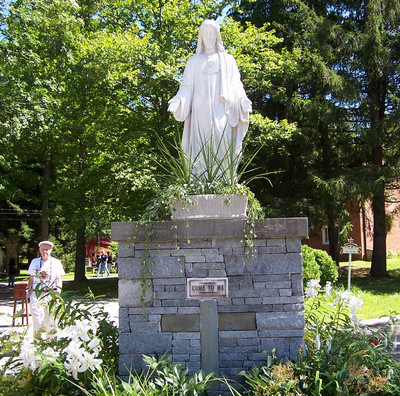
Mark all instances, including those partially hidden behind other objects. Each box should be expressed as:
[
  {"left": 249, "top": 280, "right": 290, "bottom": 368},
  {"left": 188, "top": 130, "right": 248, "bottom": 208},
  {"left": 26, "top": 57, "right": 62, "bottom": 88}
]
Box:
[{"left": 340, "top": 238, "right": 362, "bottom": 291}]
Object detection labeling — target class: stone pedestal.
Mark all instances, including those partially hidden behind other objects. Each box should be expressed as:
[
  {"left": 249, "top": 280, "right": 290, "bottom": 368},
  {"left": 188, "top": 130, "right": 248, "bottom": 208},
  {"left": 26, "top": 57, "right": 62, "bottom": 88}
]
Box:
[{"left": 111, "top": 217, "right": 308, "bottom": 386}]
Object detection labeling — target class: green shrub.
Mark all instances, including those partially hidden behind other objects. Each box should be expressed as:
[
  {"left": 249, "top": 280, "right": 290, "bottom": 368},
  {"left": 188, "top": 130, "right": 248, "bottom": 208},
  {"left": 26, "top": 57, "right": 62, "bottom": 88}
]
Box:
[
  {"left": 313, "top": 248, "right": 338, "bottom": 284},
  {"left": 302, "top": 245, "right": 338, "bottom": 286},
  {"left": 302, "top": 245, "right": 321, "bottom": 285},
  {"left": 241, "top": 286, "right": 400, "bottom": 396}
]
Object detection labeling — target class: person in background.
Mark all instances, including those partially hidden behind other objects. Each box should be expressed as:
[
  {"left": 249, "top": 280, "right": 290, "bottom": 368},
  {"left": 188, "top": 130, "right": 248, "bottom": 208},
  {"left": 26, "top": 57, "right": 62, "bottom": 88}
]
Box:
[
  {"left": 107, "top": 251, "right": 113, "bottom": 272},
  {"left": 97, "top": 249, "right": 110, "bottom": 277},
  {"left": 27, "top": 241, "right": 65, "bottom": 335},
  {"left": 91, "top": 252, "right": 97, "bottom": 274},
  {"left": 7, "top": 258, "right": 18, "bottom": 287}
]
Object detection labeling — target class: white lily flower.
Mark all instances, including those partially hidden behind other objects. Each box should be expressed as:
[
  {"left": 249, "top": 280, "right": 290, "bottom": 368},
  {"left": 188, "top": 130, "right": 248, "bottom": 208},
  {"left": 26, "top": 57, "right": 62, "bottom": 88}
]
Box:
[
  {"left": 81, "top": 350, "right": 103, "bottom": 372},
  {"left": 347, "top": 295, "right": 363, "bottom": 313},
  {"left": 70, "top": 319, "right": 92, "bottom": 342},
  {"left": 350, "top": 313, "right": 359, "bottom": 327},
  {"left": 64, "top": 356, "right": 85, "bottom": 380},
  {"left": 325, "top": 281, "right": 332, "bottom": 297},
  {"left": 63, "top": 339, "right": 84, "bottom": 360},
  {"left": 315, "top": 332, "right": 321, "bottom": 351},
  {"left": 326, "top": 337, "right": 332, "bottom": 353},
  {"left": 305, "top": 279, "right": 321, "bottom": 299},
  {"left": 88, "top": 337, "right": 102, "bottom": 356},
  {"left": 43, "top": 347, "right": 58, "bottom": 358}
]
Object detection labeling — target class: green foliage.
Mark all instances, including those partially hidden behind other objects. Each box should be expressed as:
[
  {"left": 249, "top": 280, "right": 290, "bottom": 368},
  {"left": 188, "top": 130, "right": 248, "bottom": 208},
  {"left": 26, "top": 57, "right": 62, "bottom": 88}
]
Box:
[
  {"left": 313, "top": 248, "right": 338, "bottom": 285},
  {"left": 0, "top": 289, "right": 119, "bottom": 396},
  {"left": 242, "top": 288, "right": 400, "bottom": 396},
  {"left": 302, "top": 245, "right": 321, "bottom": 285},
  {"left": 302, "top": 245, "right": 338, "bottom": 286}
]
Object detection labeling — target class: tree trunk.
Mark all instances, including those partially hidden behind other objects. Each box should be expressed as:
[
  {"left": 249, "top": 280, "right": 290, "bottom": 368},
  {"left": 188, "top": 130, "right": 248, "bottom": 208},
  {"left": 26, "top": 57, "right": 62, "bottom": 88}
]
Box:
[
  {"left": 41, "top": 156, "right": 51, "bottom": 241},
  {"left": 364, "top": 0, "right": 388, "bottom": 277},
  {"left": 75, "top": 223, "right": 87, "bottom": 281},
  {"left": 0, "top": 234, "right": 19, "bottom": 267},
  {"left": 327, "top": 218, "right": 339, "bottom": 264},
  {"left": 370, "top": 146, "right": 388, "bottom": 276}
]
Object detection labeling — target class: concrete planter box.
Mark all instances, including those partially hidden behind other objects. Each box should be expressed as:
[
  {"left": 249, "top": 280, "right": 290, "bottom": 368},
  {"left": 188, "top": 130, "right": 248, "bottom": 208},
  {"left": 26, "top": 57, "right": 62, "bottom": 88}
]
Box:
[{"left": 171, "top": 194, "right": 248, "bottom": 220}]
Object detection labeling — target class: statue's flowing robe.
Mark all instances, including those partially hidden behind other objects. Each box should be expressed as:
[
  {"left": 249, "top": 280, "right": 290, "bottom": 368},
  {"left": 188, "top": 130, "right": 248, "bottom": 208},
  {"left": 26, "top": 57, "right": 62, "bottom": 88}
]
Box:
[{"left": 171, "top": 51, "right": 250, "bottom": 176}]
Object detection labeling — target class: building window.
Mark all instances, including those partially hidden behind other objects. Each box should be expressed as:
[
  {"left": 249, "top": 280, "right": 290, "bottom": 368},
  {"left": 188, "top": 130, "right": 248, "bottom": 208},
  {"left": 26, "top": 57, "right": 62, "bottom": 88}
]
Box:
[{"left": 322, "top": 226, "right": 329, "bottom": 245}]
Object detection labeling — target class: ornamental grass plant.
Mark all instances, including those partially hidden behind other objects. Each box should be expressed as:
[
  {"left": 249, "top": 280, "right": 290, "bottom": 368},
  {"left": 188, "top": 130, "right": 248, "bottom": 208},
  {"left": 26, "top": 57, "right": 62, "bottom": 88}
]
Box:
[{"left": 147, "top": 130, "right": 268, "bottom": 222}]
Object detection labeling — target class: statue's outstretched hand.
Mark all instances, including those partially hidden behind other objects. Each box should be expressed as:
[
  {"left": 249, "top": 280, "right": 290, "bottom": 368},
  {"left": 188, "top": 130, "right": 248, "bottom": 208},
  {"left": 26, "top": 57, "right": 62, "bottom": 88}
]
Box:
[
  {"left": 240, "top": 98, "right": 252, "bottom": 113},
  {"left": 168, "top": 97, "right": 180, "bottom": 113}
]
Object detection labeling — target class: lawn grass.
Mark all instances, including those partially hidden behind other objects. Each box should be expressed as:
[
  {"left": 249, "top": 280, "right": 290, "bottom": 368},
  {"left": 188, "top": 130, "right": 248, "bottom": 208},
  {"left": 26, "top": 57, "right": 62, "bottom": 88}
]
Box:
[
  {"left": 13, "top": 270, "right": 119, "bottom": 300},
  {"left": 337, "top": 257, "right": 400, "bottom": 320},
  {"left": 11, "top": 258, "right": 400, "bottom": 321}
]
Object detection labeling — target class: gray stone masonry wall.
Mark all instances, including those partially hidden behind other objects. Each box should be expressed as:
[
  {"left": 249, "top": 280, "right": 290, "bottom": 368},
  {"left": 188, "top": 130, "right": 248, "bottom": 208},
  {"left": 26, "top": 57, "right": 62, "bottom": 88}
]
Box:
[{"left": 111, "top": 217, "right": 308, "bottom": 383}]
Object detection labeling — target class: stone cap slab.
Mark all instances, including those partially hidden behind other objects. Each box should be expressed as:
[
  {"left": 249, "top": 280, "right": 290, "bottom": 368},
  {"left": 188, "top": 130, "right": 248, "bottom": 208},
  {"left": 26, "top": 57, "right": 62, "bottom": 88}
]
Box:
[{"left": 111, "top": 217, "right": 308, "bottom": 242}]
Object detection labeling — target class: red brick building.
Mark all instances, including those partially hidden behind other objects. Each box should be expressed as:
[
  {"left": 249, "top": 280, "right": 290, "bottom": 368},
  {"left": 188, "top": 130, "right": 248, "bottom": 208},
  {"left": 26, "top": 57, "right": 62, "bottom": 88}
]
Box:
[{"left": 306, "top": 195, "right": 400, "bottom": 260}]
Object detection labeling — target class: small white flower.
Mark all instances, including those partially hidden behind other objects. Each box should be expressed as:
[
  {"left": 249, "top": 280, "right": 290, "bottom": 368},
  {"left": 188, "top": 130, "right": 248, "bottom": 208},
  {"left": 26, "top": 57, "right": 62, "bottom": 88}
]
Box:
[
  {"left": 350, "top": 313, "right": 359, "bottom": 327},
  {"left": 388, "top": 369, "right": 394, "bottom": 380},
  {"left": 325, "top": 281, "right": 332, "bottom": 297},
  {"left": 315, "top": 332, "right": 321, "bottom": 351},
  {"left": 326, "top": 337, "right": 332, "bottom": 353},
  {"left": 347, "top": 295, "right": 363, "bottom": 313},
  {"left": 305, "top": 279, "right": 321, "bottom": 299}
]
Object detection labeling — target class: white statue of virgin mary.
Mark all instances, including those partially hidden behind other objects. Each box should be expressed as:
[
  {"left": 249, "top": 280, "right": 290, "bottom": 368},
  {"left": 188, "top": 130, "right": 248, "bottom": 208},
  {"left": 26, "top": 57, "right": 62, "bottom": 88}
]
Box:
[{"left": 168, "top": 19, "right": 252, "bottom": 178}]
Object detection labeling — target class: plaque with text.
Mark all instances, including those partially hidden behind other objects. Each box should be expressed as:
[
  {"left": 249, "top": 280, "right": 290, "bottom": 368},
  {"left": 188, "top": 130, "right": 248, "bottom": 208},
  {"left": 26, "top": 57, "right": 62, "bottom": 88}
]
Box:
[{"left": 187, "top": 278, "right": 229, "bottom": 299}]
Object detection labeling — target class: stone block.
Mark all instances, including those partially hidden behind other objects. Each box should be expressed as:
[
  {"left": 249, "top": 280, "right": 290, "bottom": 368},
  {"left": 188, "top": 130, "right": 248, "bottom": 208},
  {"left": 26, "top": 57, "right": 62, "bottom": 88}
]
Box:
[
  {"left": 156, "top": 291, "right": 186, "bottom": 300},
  {"left": 219, "top": 330, "right": 258, "bottom": 339},
  {"left": 209, "top": 270, "right": 227, "bottom": 277},
  {"left": 129, "top": 321, "right": 160, "bottom": 333},
  {"left": 177, "top": 306, "right": 201, "bottom": 314},
  {"left": 205, "top": 254, "right": 224, "bottom": 263},
  {"left": 118, "top": 242, "right": 135, "bottom": 258},
  {"left": 256, "top": 312, "right": 305, "bottom": 330},
  {"left": 291, "top": 273, "right": 304, "bottom": 296},
  {"left": 267, "top": 238, "right": 286, "bottom": 247},
  {"left": 162, "top": 314, "right": 200, "bottom": 332},
  {"left": 218, "top": 313, "right": 256, "bottom": 331},
  {"left": 226, "top": 253, "right": 303, "bottom": 276},
  {"left": 174, "top": 332, "right": 200, "bottom": 340},
  {"left": 119, "top": 353, "right": 143, "bottom": 376},
  {"left": 153, "top": 277, "right": 186, "bottom": 286},
  {"left": 178, "top": 240, "right": 212, "bottom": 248},
  {"left": 259, "top": 329, "right": 304, "bottom": 338},
  {"left": 120, "top": 332, "right": 172, "bottom": 354},
  {"left": 119, "top": 307, "right": 130, "bottom": 333},
  {"left": 259, "top": 246, "right": 287, "bottom": 254},
  {"left": 119, "top": 279, "right": 152, "bottom": 307},
  {"left": 185, "top": 255, "right": 206, "bottom": 263},
  {"left": 260, "top": 338, "right": 290, "bottom": 357},
  {"left": 286, "top": 237, "right": 302, "bottom": 253},
  {"left": 283, "top": 303, "right": 304, "bottom": 312}
]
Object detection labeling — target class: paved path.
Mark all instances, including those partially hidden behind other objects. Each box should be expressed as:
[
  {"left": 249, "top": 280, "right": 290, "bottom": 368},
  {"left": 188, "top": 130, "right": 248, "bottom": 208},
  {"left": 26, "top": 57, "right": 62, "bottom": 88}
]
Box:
[
  {"left": 0, "top": 280, "right": 119, "bottom": 331},
  {"left": 0, "top": 281, "right": 398, "bottom": 359}
]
